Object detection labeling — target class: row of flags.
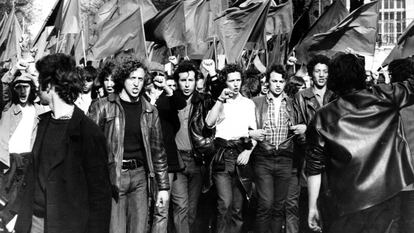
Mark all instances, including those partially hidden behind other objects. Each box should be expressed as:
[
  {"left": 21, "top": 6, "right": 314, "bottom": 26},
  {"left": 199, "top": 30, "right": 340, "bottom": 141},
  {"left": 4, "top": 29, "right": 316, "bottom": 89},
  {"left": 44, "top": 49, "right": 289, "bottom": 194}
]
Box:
[{"left": 1, "top": 0, "right": 414, "bottom": 68}]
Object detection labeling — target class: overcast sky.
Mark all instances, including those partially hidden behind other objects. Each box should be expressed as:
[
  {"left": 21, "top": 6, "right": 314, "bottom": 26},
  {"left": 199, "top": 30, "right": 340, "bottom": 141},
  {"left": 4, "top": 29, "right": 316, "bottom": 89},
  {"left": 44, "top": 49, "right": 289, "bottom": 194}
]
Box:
[{"left": 28, "top": 0, "right": 55, "bottom": 39}]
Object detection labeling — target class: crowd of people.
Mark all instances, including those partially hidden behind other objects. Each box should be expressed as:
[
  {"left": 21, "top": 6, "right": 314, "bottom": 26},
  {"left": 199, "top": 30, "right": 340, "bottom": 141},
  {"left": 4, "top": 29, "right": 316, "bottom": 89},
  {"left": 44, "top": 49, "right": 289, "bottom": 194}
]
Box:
[{"left": 0, "top": 51, "right": 413, "bottom": 233}]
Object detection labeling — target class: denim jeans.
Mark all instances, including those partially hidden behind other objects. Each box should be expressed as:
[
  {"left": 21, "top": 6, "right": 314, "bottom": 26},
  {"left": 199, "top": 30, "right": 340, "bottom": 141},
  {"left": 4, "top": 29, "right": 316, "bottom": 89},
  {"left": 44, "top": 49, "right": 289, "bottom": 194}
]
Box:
[
  {"left": 213, "top": 150, "right": 244, "bottom": 233},
  {"left": 151, "top": 152, "right": 202, "bottom": 233},
  {"left": 253, "top": 155, "right": 292, "bottom": 233},
  {"left": 401, "top": 191, "right": 414, "bottom": 233},
  {"left": 110, "top": 167, "right": 148, "bottom": 233},
  {"left": 285, "top": 171, "right": 300, "bottom": 233}
]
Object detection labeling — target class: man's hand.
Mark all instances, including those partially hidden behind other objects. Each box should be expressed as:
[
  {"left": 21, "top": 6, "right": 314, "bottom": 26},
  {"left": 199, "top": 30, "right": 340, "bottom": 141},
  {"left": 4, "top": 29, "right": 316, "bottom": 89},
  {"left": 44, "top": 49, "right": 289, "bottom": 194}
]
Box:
[
  {"left": 290, "top": 124, "right": 307, "bottom": 135},
  {"left": 237, "top": 150, "right": 252, "bottom": 165},
  {"left": 168, "top": 56, "right": 178, "bottom": 66},
  {"left": 219, "top": 88, "right": 235, "bottom": 101},
  {"left": 308, "top": 207, "right": 322, "bottom": 232},
  {"left": 287, "top": 56, "right": 297, "bottom": 66},
  {"left": 249, "top": 129, "right": 266, "bottom": 141},
  {"left": 155, "top": 190, "right": 169, "bottom": 207},
  {"left": 201, "top": 59, "right": 217, "bottom": 77}
]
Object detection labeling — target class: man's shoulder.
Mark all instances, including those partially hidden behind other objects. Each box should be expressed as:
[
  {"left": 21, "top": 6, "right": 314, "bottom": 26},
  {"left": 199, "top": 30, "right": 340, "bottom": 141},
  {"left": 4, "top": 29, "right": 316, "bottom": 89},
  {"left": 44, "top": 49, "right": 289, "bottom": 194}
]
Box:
[{"left": 252, "top": 95, "right": 266, "bottom": 105}]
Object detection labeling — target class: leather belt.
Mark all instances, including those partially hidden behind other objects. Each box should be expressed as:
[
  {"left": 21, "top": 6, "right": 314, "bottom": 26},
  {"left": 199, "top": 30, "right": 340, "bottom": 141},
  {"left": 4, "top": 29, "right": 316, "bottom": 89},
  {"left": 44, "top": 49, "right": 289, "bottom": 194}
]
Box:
[{"left": 122, "top": 158, "right": 142, "bottom": 170}]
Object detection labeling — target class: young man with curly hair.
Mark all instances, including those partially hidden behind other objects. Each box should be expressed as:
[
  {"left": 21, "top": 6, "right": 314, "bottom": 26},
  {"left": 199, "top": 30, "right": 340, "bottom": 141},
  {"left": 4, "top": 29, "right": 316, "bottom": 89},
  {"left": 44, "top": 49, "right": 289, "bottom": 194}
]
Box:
[
  {"left": 88, "top": 57, "right": 169, "bottom": 233},
  {"left": 205, "top": 64, "right": 257, "bottom": 233},
  {"left": 14, "top": 53, "right": 112, "bottom": 233}
]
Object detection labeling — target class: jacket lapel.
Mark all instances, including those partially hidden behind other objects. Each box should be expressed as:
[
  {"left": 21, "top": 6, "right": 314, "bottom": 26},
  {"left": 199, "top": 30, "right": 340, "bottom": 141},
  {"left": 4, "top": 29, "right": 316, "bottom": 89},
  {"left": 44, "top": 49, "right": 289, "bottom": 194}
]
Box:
[{"left": 32, "top": 112, "right": 51, "bottom": 170}]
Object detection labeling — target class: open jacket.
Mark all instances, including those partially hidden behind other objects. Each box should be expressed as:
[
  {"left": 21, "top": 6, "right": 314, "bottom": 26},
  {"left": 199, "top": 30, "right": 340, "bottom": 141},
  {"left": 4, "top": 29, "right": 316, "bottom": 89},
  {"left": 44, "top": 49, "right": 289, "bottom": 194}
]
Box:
[
  {"left": 306, "top": 80, "right": 414, "bottom": 216},
  {"left": 88, "top": 94, "right": 170, "bottom": 197},
  {"left": 15, "top": 107, "right": 112, "bottom": 233},
  {"left": 0, "top": 104, "right": 46, "bottom": 169},
  {"left": 188, "top": 91, "right": 215, "bottom": 161},
  {"left": 252, "top": 93, "right": 305, "bottom": 158},
  {"left": 294, "top": 87, "right": 336, "bottom": 126}
]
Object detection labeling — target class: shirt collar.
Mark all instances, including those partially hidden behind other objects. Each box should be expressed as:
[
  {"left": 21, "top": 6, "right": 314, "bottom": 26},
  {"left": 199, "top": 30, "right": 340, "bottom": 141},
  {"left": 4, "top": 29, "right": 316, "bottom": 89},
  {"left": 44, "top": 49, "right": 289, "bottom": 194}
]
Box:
[
  {"left": 313, "top": 87, "right": 326, "bottom": 97},
  {"left": 266, "top": 92, "right": 288, "bottom": 102}
]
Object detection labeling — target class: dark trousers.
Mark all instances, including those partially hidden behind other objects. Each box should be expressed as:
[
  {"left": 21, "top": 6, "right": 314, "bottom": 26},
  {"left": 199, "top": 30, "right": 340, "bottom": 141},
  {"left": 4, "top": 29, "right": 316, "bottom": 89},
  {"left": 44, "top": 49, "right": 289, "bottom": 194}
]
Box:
[
  {"left": 329, "top": 195, "right": 401, "bottom": 233},
  {"left": 400, "top": 190, "right": 414, "bottom": 233},
  {"left": 285, "top": 171, "right": 300, "bottom": 233},
  {"left": 253, "top": 155, "right": 292, "bottom": 233},
  {"left": 110, "top": 167, "right": 148, "bottom": 233},
  {"left": 213, "top": 150, "right": 244, "bottom": 233},
  {"left": 151, "top": 152, "right": 202, "bottom": 233}
]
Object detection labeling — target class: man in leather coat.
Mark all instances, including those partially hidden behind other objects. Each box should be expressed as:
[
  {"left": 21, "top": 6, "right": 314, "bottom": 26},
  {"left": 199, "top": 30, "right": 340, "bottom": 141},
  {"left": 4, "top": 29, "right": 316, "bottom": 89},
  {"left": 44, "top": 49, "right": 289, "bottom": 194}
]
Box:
[
  {"left": 306, "top": 53, "right": 414, "bottom": 233},
  {"left": 88, "top": 57, "right": 169, "bottom": 233},
  {"left": 249, "top": 64, "right": 306, "bottom": 233}
]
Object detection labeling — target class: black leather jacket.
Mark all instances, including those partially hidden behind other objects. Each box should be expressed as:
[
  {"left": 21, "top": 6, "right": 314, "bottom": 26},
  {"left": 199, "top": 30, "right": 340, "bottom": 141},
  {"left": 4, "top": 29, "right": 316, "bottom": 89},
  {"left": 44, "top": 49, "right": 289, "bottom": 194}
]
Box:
[
  {"left": 188, "top": 91, "right": 215, "bottom": 161},
  {"left": 88, "top": 94, "right": 170, "bottom": 197},
  {"left": 294, "top": 87, "right": 336, "bottom": 126},
  {"left": 306, "top": 80, "right": 414, "bottom": 215}
]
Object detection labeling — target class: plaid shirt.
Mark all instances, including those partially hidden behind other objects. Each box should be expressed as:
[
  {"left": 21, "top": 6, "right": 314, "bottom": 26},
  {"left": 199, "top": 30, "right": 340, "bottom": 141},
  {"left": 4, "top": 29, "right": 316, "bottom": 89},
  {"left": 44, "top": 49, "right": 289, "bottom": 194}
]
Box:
[{"left": 264, "top": 93, "right": 290, "bottom": 148}]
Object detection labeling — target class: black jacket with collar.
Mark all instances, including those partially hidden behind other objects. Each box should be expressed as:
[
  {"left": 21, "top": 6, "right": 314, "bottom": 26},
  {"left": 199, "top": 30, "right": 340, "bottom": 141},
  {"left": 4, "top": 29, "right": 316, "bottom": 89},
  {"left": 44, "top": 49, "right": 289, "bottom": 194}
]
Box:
[{"left": 15, "top": 106, "right": 112, "bottom": 233}]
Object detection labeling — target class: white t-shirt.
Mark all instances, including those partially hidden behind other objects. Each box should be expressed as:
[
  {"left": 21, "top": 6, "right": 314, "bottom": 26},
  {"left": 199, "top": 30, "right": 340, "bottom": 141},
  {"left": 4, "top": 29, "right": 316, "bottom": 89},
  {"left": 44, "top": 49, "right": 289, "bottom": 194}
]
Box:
[
  {"left": 9, "top": 104, "right": 36, "bottom": 153},
  {"left": 208, "top": 94, "right": 256, "bottom": 140}
]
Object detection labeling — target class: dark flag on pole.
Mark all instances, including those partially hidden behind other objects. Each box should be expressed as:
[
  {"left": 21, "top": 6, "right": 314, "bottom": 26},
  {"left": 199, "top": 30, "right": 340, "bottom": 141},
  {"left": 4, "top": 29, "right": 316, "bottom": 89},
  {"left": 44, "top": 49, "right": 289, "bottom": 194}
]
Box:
[
  {"left": 215, "top": 0, "right": 271, "bottom": 63},
  {"left": 144, "top": 1, "right": 186, "bottom": 48},
  {"left": 307, "top": 1, "right": 379, "bottom": 58},
  {"left": 91, "top": 6, "right": 147, "bottom": 59},
  {"left": 266, "top": 0, "right": 294, "bottom": 65},
  {"left": 295, "top": 0, "right": 349, "bottom": 64},
  {"left": 382, "top": 20, "right": 414, "bottom": 67}
]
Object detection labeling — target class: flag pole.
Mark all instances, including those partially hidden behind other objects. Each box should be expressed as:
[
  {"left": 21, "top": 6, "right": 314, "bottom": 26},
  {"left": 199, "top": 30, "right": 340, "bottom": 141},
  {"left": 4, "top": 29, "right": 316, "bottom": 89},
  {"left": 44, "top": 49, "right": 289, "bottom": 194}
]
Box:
[
  {"left": 213, "top": 36, "right": 218, "bottom": 66},
  {"left": 56, "top": 30, "right": 61, "bottom": 53},
  {"left": 81, "top": 29, "right": 87, "bottom": 67},
  {"left": 292, "top": 49, "right": 296, "bottom": 73}
]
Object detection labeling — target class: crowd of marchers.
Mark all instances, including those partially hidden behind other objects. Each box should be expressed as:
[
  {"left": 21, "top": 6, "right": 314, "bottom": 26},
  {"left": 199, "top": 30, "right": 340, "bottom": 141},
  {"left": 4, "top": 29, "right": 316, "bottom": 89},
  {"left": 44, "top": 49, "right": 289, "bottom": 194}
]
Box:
[{"left": 0, "top": 51, "right": 413, "bottom": 233}]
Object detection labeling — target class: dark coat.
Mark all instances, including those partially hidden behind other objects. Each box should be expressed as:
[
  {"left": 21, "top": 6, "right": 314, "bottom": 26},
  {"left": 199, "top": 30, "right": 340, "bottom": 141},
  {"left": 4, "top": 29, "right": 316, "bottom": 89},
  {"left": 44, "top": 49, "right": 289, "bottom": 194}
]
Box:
[
  {"left": 14, "top": 107, "right": 112, "bottom": 233},
  {"left": 306, "top": 80, "right": 414, "bottom": 215},
  {"left": 88, "top": 94, "right": 170, "bottom": 196},
  {"left": 153, "top": 91, "right": 186, "bottom": 172}
]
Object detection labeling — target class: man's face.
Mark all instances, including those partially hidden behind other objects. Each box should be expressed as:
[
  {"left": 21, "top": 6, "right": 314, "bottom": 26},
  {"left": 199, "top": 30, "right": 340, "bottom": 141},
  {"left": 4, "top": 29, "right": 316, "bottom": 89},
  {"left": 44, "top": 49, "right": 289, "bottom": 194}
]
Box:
[
  {"left": 226, "top": 71, "right": 242, "bottom": 95},
  {"left": 83, "top": 79, "right": 93, "bottom": 93},
  {"left": 14, "top": 82, "right": 31, "bottom": 105},
  {"left": 312, "top": 63, "right": 328, "bottom": 88},
  {"left": 166, "top": 79, "right": 177, "bottom": 91},
  {"left": 38, "top": 84, "right": 51, "bottom": 105},
  {"left": 104, "top": 75, "right": 115, "bottom": 94},
  {"left": 260, "top": 76, "right": 268, "bottom": 95},
  {"left": 123, "top": 68, "right": 145, "bottom": 100},
  {"left": 268, "top": 72, "right": 286, "bottom": 97},
  {"left": 196, "top": 78, "right": 205, "bottom": 93},
  {"left": 178, "top": 71, "right": 196, "bottom": 96}
]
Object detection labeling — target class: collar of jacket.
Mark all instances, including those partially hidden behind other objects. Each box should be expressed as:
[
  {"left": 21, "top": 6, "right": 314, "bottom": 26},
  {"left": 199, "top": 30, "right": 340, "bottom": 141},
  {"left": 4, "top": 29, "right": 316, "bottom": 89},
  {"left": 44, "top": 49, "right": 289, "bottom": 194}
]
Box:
[
  {"left": 265, "top": 92, "right": 289, "bottom": 103},
  {"left": 107, "top": 93, "right": 154, "bottom": 113},
  {"left": 301, "top": 87, "right": 316, "bottom": 99}
]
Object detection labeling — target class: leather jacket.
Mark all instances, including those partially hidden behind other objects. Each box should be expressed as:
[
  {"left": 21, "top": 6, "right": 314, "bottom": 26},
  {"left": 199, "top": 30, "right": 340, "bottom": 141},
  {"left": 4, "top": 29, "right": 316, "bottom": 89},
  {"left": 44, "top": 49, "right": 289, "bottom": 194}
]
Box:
[
  {"left": 306, "top": 80, "right": 414, "bottom": 215},
  {"left": 188, "top": 91, "right": 215, "bottom": 161},
  {"left": 294, "top": 87, "right": 336, "bottom": 125},
  {"left": 88, "top": 94, "right": 170, "bottom": 197},
  {"left": 252, "top": 93, "right": 304, "bottom": 158}
]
